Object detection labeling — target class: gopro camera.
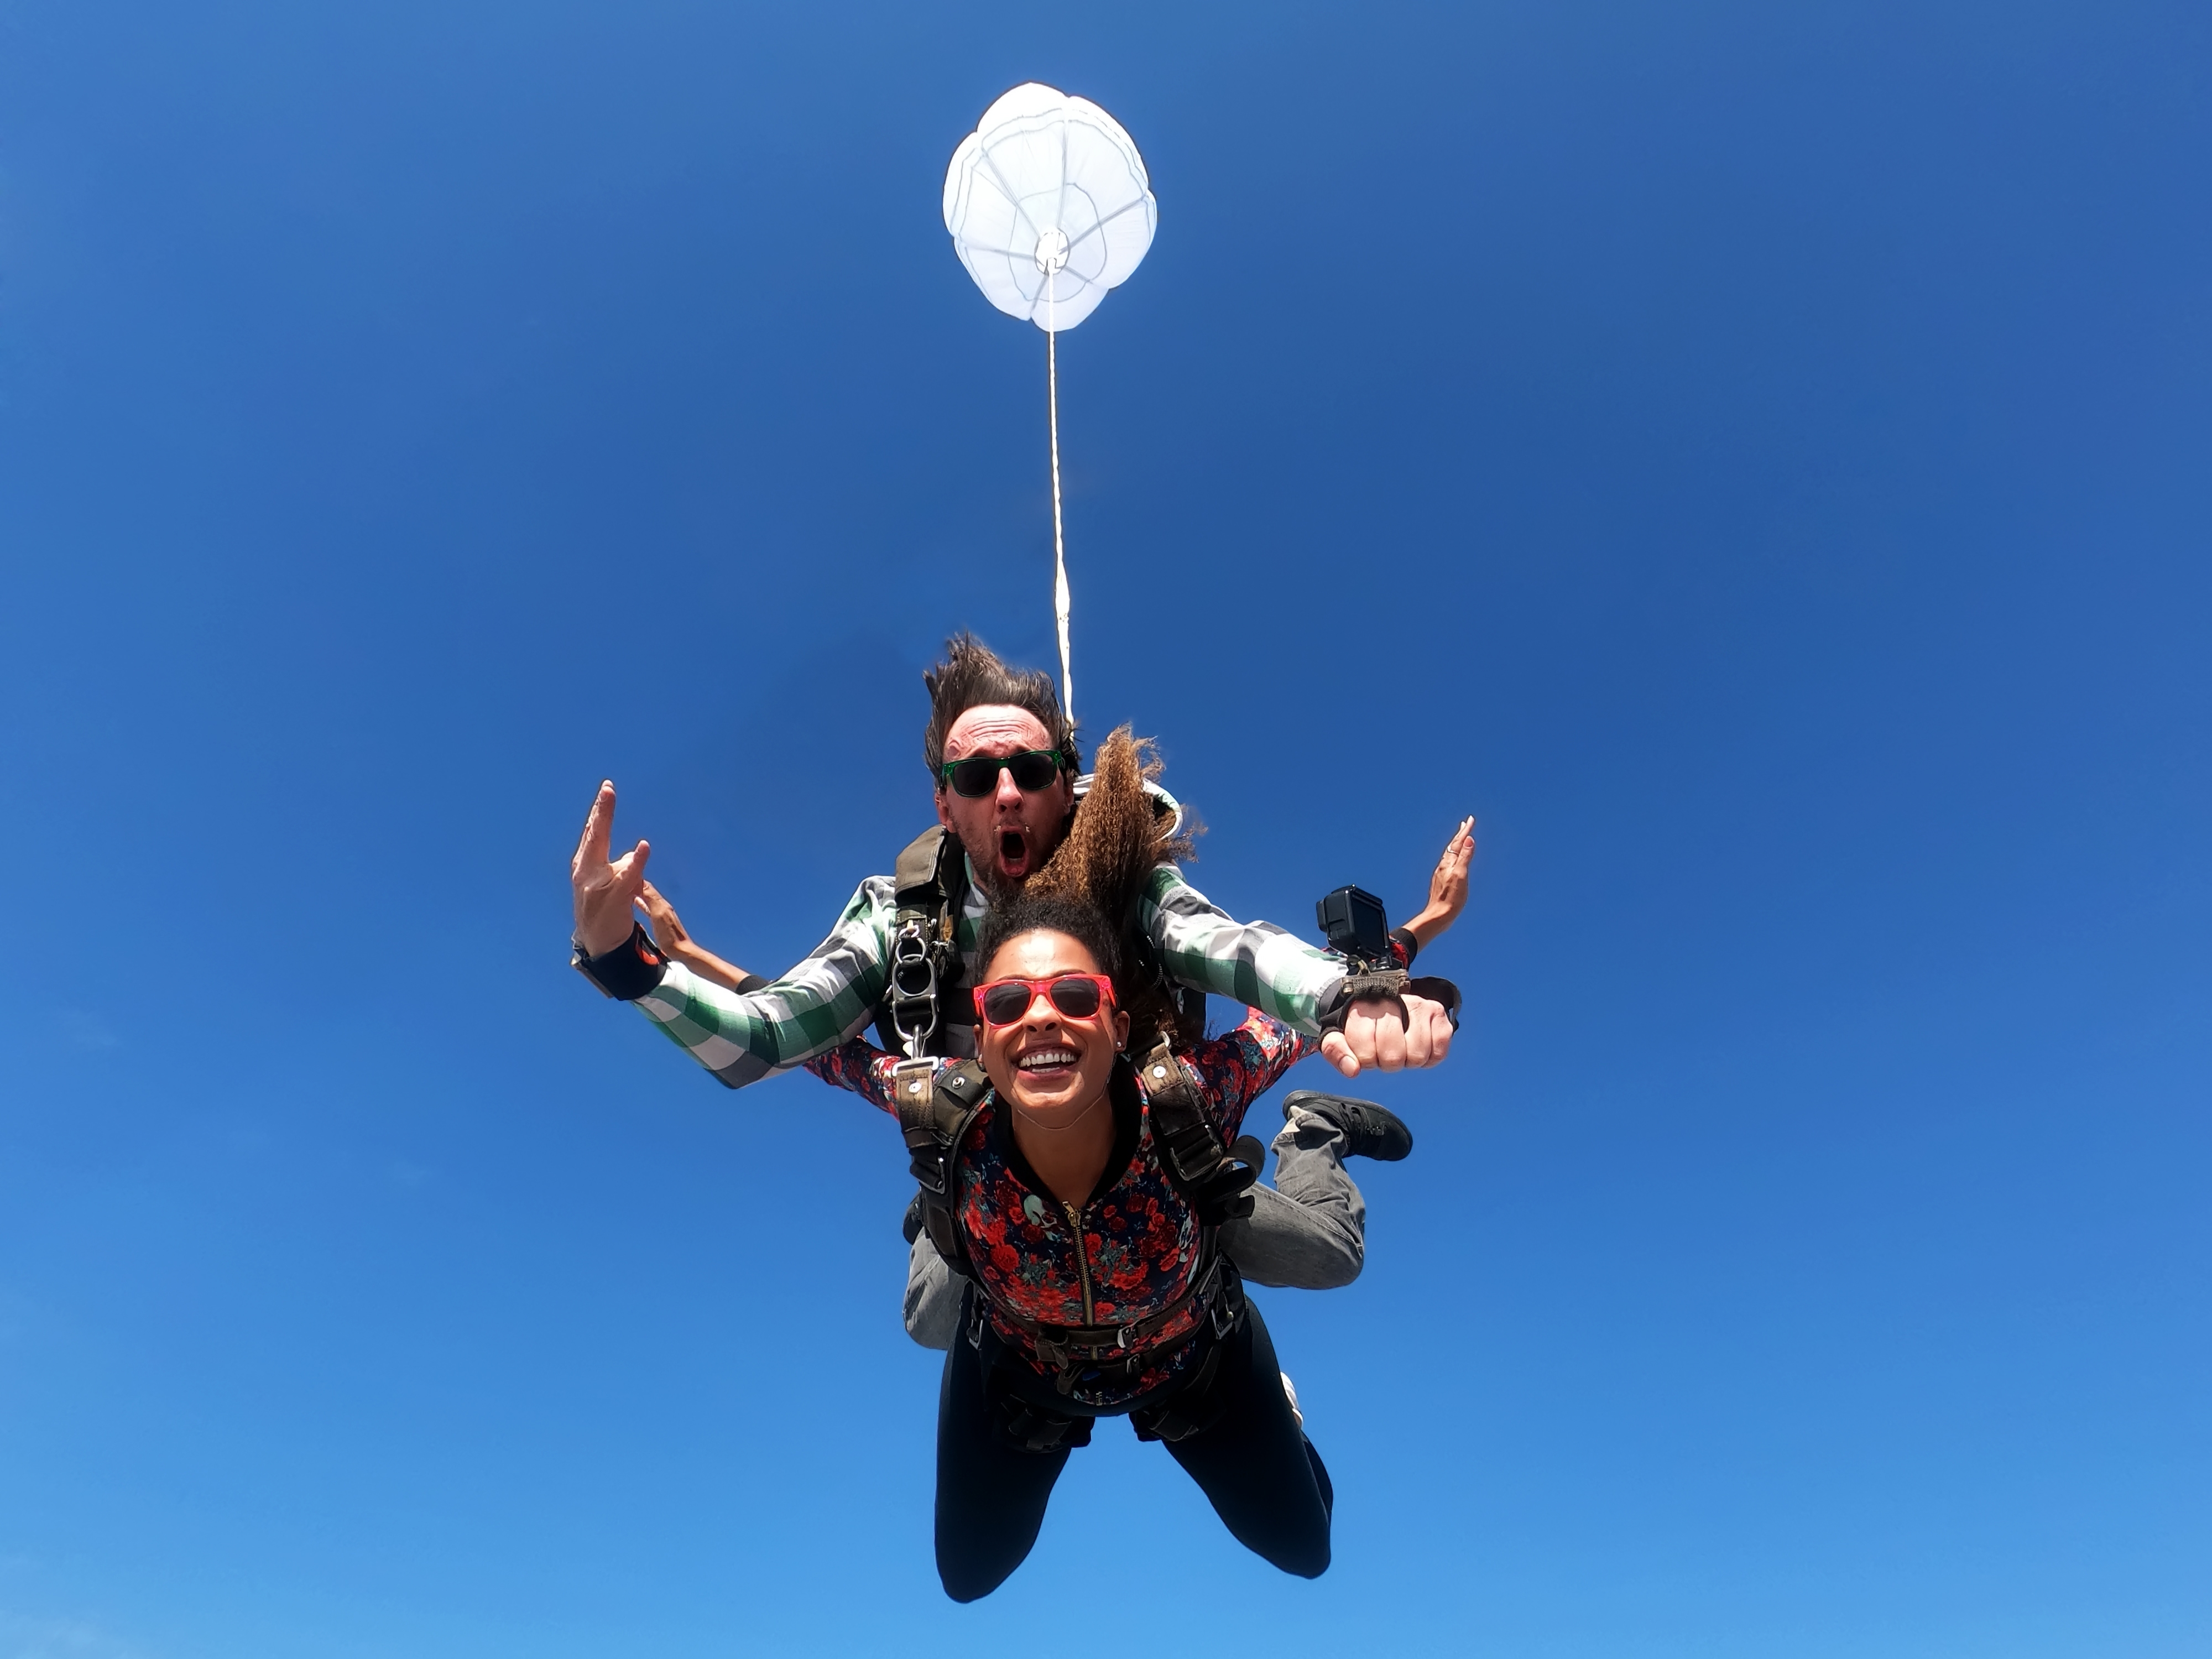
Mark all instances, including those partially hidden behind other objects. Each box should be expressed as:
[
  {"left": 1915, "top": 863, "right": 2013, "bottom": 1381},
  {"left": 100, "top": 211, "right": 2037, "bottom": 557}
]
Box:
[{"left": 1316, "top": 884, "right": 1392, "bottom": 972}]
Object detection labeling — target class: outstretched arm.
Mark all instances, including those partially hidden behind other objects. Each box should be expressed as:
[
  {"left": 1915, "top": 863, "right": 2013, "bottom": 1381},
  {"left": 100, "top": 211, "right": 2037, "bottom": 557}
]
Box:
[
  {"left": 1180, "top": 1010, "right": 1316, "bottom": 1144},
  {"left": 566, "top": 781, "right": 899, "bottom": 1089},
  {"left": 1401, "top": 817, "right": 1476, "bottom": 952},
  {"left": 804, "top": 1036, "right": 915, "bottom": 1115},
  {"left": 1136, "top": 865, "right": 1455, "bottom": 1080},
  {"left": 637, "top": 880, "right": 764, "bottom": 993}
]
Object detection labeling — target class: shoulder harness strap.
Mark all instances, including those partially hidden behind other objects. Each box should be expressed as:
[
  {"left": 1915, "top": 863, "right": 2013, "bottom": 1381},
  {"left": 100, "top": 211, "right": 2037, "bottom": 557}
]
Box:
[
  {"left": 881, "top": 827, "right": 971, "bottom": 1057},
  {"left": 1134, "top": 1037, "right": 1258, "bottom": 1227},
  {"left": 1120, "top": 896, "right": 1207, "bottom": 1047},
  {"left": 895, "top": 1056, "right": 988, "bottom": 1277}
]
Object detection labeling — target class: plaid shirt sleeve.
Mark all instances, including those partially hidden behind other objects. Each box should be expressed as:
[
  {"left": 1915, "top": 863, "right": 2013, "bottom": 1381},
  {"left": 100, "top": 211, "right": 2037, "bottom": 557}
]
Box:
[
  {"left": 630, "top": 876, "right": 897, "bottom": 1089},
  {"left": 1135, "top": 864, "right": 1348, "bottom": 1035}
]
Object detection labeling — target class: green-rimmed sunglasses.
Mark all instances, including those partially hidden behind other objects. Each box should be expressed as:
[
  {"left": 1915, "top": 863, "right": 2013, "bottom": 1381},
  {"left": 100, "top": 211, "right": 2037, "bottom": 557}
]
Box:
[{"left": 937, "top": 747, "right": 1067, "bottom": 799}]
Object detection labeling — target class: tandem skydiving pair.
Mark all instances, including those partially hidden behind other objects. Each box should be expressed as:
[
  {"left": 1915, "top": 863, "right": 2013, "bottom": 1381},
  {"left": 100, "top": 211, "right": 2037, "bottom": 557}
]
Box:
[{"left": 567, "top": 633, "right": 1475, "bottom": 1601}]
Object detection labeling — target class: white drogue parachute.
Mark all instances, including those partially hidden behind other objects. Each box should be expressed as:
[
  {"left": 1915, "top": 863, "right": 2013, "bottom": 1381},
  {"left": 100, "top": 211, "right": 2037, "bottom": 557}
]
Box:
[
  {"left": 943, "top": 84, "right": 1157, "bottom": 726},
  {"left": 943, "top": 83, "right": 1157, "bottom": 333}
]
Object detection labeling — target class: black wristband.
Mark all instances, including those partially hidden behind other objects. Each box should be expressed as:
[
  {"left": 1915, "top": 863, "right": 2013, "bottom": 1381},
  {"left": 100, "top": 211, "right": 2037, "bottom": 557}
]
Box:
[
  {"left": 1389, "top": 926, "right": 1420, "bottom": 968},
  {"left": 572, "top": 922, "right": 670, "bottom": 1001}
]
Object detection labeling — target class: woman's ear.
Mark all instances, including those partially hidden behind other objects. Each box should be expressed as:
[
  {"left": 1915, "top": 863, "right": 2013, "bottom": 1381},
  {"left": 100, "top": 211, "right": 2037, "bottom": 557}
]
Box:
[{"left": 1113, "top": 1007, "right": 1132, "bottom": 1051}]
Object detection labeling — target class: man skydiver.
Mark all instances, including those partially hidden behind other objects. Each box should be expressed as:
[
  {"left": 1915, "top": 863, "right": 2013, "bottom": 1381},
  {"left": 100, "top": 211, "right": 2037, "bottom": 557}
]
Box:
[{"left": 568, "top": 634, "right": 1474, "bottom": 1342}]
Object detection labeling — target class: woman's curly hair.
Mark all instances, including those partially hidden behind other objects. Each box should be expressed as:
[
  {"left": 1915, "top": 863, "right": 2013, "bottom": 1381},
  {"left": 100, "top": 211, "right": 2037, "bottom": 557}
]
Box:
[{"left": 979, "top": 724, "right": 1200, "bottom": 1053}]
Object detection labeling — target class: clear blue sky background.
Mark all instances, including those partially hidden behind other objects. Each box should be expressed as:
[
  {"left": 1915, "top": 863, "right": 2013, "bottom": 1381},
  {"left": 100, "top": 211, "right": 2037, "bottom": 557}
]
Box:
[{"left": 2, "top": 2, "right": 2206, "bottom": 1654}]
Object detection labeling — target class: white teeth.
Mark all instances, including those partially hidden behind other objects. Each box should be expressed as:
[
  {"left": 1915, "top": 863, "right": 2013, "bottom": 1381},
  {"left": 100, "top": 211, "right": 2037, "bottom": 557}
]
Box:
[{"left": 1018, "top": 1049, "right": 1077, "bottom": 1070}]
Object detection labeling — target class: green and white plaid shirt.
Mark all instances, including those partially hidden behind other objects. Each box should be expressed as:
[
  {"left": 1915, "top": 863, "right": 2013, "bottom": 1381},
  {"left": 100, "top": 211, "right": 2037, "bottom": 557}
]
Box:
[{"left": 635, "top": 858, "right": 1348, "bottom": 1090}]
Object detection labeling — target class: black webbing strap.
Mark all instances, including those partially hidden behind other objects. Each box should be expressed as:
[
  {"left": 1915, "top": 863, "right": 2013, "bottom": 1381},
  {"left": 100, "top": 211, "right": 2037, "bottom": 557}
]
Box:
[
  {"left": 1317, "top": 969, "right": 1464, "bottom": 1034},
  {"left": 897, "top": 1056, "right": 987, "bottom": 1277},
  {"left": 883, "top": 827, "right": 971, "bottom": 1057},
  {"left": 1317, "top": 967, "right": 1411, "bottom": 1030},
  {"left": 1135, "top": 1038, "right": 1258, "bottom": 1225},
  {"left": 1129, "top": 1332, "right": 1237, "bottom": 1444},
  {"left": 992, "top": 1250, "right": 1246, "bottom": 1395},
  {"left": 1409, "top": 974, "right": 1463, "bottom": 1028}
]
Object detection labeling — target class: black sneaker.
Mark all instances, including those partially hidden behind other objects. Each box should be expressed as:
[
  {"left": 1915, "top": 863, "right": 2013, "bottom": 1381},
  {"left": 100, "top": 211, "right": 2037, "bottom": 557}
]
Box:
[{"left": 1282, "top": 1091, "right": 1413, "bottom": 1162}]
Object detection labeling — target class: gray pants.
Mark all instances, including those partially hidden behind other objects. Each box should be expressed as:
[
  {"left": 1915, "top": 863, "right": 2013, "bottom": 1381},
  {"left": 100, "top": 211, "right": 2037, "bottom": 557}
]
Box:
[{"left": 901, "top": 1100, "right": 1366, "bottom": 1350}]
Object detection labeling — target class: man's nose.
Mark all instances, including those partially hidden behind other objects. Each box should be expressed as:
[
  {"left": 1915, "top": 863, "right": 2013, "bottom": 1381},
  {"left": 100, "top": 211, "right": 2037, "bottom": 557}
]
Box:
[{"left": 994, "top": 767, "right": 1024, "bottom": 811}]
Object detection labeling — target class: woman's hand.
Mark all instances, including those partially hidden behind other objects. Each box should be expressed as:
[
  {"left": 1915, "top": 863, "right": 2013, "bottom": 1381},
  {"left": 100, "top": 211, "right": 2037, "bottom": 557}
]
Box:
[
  {"left": 1404, "top": 816, "right": 1475, "bottom": 950},
  {"left": 634, "top": 878, "right": 760, "bottom": 993},
  {"left": 635, "top": 879, "right": 693, "bottom": 954}
]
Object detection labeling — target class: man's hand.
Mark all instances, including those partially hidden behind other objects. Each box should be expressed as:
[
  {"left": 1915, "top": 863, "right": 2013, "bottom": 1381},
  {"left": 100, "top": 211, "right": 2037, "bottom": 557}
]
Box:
[
  {"left": 571, "top": 781, "right": 651, "bottom": 957},
  {"left": 1318, "top": 992, "right": 1455, "bottom": 1079}
]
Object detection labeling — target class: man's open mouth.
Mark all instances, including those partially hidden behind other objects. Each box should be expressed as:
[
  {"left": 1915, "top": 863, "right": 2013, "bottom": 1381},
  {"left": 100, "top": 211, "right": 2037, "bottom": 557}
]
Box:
[{"left": 997, "top": 830, "right": 1029, "bottom": 874}]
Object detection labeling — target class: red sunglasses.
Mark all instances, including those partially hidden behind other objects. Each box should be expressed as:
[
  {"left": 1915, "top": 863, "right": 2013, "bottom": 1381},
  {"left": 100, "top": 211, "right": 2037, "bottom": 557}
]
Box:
[{"left": 973, "top": 973, "right": 1117, "bottom": 1028}]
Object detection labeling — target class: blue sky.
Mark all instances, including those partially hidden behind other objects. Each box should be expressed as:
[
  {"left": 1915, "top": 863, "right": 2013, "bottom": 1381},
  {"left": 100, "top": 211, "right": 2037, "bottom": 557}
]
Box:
[{"left": 2, "top": 1, "right": 2206, "bottom": 1653}]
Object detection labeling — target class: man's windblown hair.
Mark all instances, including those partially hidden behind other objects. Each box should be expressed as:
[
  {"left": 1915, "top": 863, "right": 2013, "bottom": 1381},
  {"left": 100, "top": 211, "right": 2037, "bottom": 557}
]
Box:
[{"left": 921, "top": 632, "right": 1079, "bottom": 780}]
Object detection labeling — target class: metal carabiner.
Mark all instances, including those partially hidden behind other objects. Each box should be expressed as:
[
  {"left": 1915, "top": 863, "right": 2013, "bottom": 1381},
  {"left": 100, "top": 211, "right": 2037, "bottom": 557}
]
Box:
[{"left": 888, "top": 918, "right": 940, "bottom": 1058}]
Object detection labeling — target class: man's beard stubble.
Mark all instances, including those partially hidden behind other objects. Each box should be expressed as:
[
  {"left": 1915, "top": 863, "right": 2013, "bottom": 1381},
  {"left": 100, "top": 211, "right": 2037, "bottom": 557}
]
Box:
[{"left": 959, "top": 808, "right": 1073, "bottom": 906}]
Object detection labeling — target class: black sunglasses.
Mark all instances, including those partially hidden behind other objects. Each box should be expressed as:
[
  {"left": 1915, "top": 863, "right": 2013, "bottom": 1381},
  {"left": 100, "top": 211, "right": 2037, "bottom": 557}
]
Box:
[{"left": 937, "top": 748, "right": 1066, "bottom": 799}]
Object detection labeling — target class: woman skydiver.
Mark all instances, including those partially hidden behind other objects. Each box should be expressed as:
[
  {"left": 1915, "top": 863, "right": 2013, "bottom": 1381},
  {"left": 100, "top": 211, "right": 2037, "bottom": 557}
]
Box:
[{"left": 799, "top": 728, "right": 1347, "bottom": 1599}]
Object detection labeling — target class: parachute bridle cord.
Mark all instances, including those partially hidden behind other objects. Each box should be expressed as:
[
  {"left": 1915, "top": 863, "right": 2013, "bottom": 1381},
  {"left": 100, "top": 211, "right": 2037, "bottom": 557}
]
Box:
[{"left": 1038, "top": 226, "right": 1073, "bottom": 726}]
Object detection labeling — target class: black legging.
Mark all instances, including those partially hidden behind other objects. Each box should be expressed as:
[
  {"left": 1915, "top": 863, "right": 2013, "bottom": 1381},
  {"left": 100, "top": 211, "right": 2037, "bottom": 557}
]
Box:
[{"left": 934, "top": 1293, "right": 1334, "bottom": 1601}]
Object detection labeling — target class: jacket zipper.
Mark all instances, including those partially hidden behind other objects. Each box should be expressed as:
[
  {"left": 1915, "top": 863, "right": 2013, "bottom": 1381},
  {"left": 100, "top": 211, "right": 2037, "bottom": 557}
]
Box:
[{"left": 1061, "top": 1199, "right": 1095, "bottom": 1324}]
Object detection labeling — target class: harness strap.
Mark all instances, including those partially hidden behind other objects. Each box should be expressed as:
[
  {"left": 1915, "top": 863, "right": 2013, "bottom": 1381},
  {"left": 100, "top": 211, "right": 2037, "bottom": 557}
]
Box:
[
  {"left": 992, "top": 1251, "right": 1246, "bottom": 1394},
  {"left": 1128, "top": 1333, "right": 1236, "bottom": 1444},
  {"left": 914, "top": 1043, "right": 1256, "bottom": 1394},
  {"left": 898, "top": 1057, "right": 987, "bottom": 1276},
  {"left": 884, "top": 827, "right": 972, "bottom": 1057},
  {"left": 1135, "top": 1037, "right": 1258, "bottom": 1225}
]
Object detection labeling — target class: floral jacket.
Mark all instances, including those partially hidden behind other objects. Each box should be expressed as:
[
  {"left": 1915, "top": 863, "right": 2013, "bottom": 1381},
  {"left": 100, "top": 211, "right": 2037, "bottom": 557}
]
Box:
[{"left": 806, "top": 1011, "right": 1314, "bottom": 1409}]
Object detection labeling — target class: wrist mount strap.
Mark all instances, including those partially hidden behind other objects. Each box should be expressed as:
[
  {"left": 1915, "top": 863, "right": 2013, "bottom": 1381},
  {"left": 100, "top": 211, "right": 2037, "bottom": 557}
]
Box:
[
  {"left": 1389, "top": 926, "right": 1420, "bottom": 968},
  {"left": 571, "top": 922, "right": 670, "bottom": 1001},
  {"left": 1318, "top": 968, "right": 1411, "bottom": 1033},
  {"left": 1408, "top": 974, "right": 1463, "bottom": 1030},
  {"left": 1319, "top": 969, "right": 1463, "bottom": 1032}
]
